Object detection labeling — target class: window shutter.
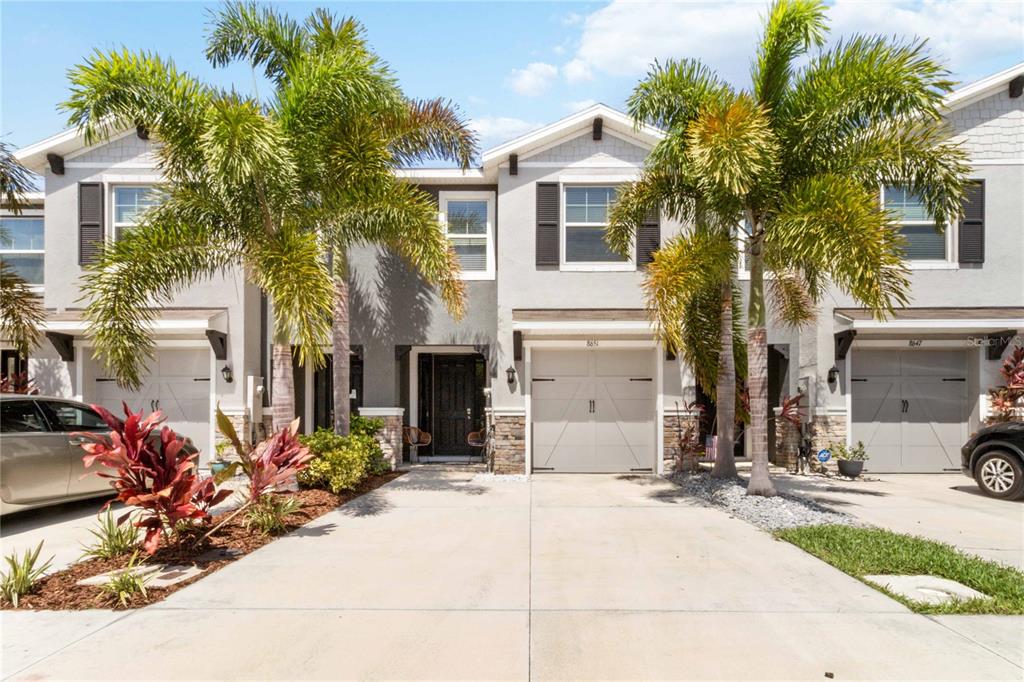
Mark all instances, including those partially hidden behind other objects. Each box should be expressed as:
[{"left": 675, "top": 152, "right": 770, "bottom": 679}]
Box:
[
  {"left": 958, "top": 181, "right": 984, "bottom": 264},
  {"left": 78, "top": 182, "right": 104, "bottom": 265},
  {"left": 637, "top": 207, "right": 660, "bottom": 266},
  {"left": 536, "top": 182, "right": 559, "bottom": 266}
]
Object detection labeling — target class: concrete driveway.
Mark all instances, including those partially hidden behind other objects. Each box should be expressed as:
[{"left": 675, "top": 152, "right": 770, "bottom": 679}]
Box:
[
  {"left": 772, "top": 473, "right": 1024, "bottom": 569},
  {"left": 3, "top": 468, "right": 1022, "bottom": 680}
]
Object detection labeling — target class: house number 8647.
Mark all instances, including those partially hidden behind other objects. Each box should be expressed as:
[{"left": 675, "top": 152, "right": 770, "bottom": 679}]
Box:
[{"left": 586, "top": 339, "right": 600, "bottom": 348}]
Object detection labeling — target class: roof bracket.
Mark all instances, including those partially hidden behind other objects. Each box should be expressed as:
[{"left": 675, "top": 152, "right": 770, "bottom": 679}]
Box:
[
  {"left": 205, "top": 330, "right": 228, "bottom": 361},
  {"left": 395, "top": 344, "right": 411, "bottom": 360},
  {"left": 509, "top": 153, "right": 518, "bottom": 176},
  {"left": 593, "top": 117, "right": 603, "bottom": 141},
  {"left": 136, "top": 125, "right": 150, "bottom": 140},
  {"left": 986, "top": 329, "right": 1016, "bottom": 360},
  {"left": 45, "top": 332, "right": 75, "bottom": 362},
  {"left": 1009, "top": 75, "right": 1024, "bottom": 99},
  {"left": 45, "top": 153, "right": 64, "bottom": 175},
  {"left": 834, "top": 330, "right": 857, "bottom": 362}
]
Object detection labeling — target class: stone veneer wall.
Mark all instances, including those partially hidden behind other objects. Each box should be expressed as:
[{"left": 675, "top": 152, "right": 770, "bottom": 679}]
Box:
[
  {"left": 376, "top": 414, "right": 403, "bottom": 471},
  {"left": 492, "top": 414, "right": 526, "bottom": 474},
  {"left": 663, "top": 412, "right": 701, "bottom": 474},
  {"left": 773, "top": 408, "right": 800, "bottom": 472}
]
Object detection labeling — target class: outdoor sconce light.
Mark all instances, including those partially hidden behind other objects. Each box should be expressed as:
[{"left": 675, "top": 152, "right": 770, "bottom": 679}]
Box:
[
  {"left": 506, "top": 366, "right": 517, "bottom": 387},
  {"left": 827, "top": 365, "right": 840, "bottom": 390},
  {"left": 221, "top": 365, "right": 234, "bottom": 384}
]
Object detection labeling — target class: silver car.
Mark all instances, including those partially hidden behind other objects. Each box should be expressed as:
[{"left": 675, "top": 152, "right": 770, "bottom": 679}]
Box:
[{"left": 0, "top": 395, "right": 120, "bottom": 516}]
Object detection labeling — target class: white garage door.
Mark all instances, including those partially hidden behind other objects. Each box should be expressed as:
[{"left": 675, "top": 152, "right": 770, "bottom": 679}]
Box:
[
  {"left": 92, "top": 348, "right": 211, "bottom": 457},
  {"left": 531, "top": 348, "right": 656, "bottom": 473},
  {"left": 851, "top": 350, "right": 967, "bottom": 473}
]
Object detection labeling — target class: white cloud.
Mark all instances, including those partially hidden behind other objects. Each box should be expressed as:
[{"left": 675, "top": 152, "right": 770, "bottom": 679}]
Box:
[
  {"left": 563, "top": 58, "right": 594, "bottom": 83},
  {"left": 565, "top": 98, "right": 598, "bottom": 112},
  {"left": 470, "top": 116, "right": 543, "bottom": 148},
  {"left": 506, "top": 62, "right": 558, "bottom": 97},
  {"left": 558, "top": 1, "right": 1023, "bottom": 88}
]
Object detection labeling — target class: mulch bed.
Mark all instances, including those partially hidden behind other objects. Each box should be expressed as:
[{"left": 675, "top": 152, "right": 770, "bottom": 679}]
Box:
[{"left": 3, "top": 471, "right": 404, "bottom": 611}]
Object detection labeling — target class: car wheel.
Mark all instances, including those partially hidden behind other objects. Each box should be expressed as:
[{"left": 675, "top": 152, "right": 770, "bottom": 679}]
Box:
[{"left": 974, "top": 451, "right": 1024, "bottom": 500}]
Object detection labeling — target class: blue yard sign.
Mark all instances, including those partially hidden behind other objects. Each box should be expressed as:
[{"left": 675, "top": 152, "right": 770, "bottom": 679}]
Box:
[{"left": 817, "top": 448, "right": 832, "bottom": 463}]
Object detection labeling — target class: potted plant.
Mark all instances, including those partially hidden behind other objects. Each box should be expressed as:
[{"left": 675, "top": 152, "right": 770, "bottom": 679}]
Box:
[
  {"left": 833, "top": 440, "right": 868, "bottom": 478},
  {"left": 210, "top": 441, "right": 232, "bottom": 476}
]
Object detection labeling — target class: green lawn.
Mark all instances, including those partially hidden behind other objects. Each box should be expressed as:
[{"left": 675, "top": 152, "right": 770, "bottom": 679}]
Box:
[{"left": 775, "top": 525, "right": 1024, "bottom": 615}]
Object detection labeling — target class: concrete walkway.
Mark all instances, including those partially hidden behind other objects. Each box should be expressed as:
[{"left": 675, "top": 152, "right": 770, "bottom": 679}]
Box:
[
  {"left": 3, "top": 468, "right": 1022, "bottom": 680},
  {"left": 772, "top": 472, "right": 1024, "bottom": 569}
]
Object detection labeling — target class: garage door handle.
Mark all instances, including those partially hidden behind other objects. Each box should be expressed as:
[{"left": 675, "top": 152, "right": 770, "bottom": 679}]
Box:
[{"left": 901, "top": 399, "right": 908, "bottom": 413}]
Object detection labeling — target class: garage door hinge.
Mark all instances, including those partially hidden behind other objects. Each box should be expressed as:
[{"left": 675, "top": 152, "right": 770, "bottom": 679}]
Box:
[
  {"left": 630, "top": 467, "right": 653, "bottom": 472},
  {"left": 533, "top": 467, "right": 555, "bottom": 471},
  {"left": 532, "top": 378, "right": 555, "bottom": 382},
  {"left": 630, "top": 377, "right": 652, "bottom": 382},
  {"left": 941, "top": 377, "right": 965, "bottom": 382}
]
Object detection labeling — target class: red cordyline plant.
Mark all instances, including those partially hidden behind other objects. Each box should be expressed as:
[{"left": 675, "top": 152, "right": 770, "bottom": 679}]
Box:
[
  {"left": 777, "top": 393, "right": 805, "bottom": 427},
  {"left": 77, "top": 404, "right": 232, "bottom": 554},
  {"left": 0, "top": 371, "right": 38, "bottom": 394},
  {"left": 213, "top": 407, "right": 314, "bottom": 501},
  {"left": 987, "top": 345, "right": 1024, "bottom": 424}
]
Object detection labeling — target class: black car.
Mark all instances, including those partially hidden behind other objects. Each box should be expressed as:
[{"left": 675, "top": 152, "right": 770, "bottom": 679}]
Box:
[{"left": 961, "top": 421, "right": 1024, "bottom": 500}]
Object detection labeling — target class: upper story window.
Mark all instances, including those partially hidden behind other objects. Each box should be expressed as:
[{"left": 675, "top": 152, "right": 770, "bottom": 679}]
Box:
[
  {"left": 883, "top": 186, "right": 949, "bottom": 262},
  {"left": 0, "top": 216, "right": 44, "bottom": 286},
  {"left": 112, "top": 186, "right": 162, "bottom": 240},
  {"left": 562, "top": 185, "right": 632, "bottom": 271},
  {"left": 439, "top": 191, "right": 495, "bottom": 280}
]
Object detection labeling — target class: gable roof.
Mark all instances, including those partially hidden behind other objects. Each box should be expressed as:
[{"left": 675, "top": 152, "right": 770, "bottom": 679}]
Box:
[
  {"left": 480, "top": 103, "right": 662, "bottom": 168},
  {"left": 944, "top": 62, "right": 1024, "bottom": 112}
]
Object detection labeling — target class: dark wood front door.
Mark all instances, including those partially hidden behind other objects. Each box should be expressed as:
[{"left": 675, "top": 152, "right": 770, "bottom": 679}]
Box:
[{"left": 433, "top": 355, "right": 477, "bottom": 457}]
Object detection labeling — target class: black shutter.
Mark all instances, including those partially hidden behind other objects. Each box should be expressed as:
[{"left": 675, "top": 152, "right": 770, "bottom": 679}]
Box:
[
  {"left": 958, "top": 181, "right": 984, "bottom": 264},
  {"left": 536, "top": 182, "right": 559, "bottom": 266},
  {"left": 78, "top": 182, "right": 104, "bottom": 265},
  {"left": 637, "top": 207, "right": 660, "bottom": 266}
]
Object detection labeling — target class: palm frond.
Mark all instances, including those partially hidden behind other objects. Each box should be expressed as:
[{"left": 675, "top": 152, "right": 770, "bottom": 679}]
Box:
[
  {"left": 752, "top": 0, "right": 828, "bottom": 113},
  {"left": 767, "top": 268, "right": 818, "bottom": 327},
  {"left": 80, "top": 210, "right": 242, "bottom": 388},
  {"left": 766, "top": 173, "right": 911, "bottom": 318},
  {"left": 687, "top": 93, "right": 779, "bottom": 197},
  {"left": 387, "top": 98, "right": 478, "bottom": 169},
  {"left": 205, "top": 0, "right": 307, "bottom": 82},
  {"left": 627, "top": 59, "right": 733, "bottom": 130},
  {"left": 248, "top": 223, "right": 333, "bottom": 370},
  {"left": 0, "top": 261, "right": 45, "bottom": 358},
  {"left": 0, "top": 141, "right": 36, "bottom": 212}
]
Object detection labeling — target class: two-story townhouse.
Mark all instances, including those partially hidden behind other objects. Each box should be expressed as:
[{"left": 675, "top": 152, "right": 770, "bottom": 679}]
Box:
[
  {"left": 1, "top": 191, "right": 45, "bottom": 378},
  {"left": 796, "top": 63, "right": 1024, "bottom": 473},
  {"left": 9, "top": 63, "right": 1022, "bottom": 476}
]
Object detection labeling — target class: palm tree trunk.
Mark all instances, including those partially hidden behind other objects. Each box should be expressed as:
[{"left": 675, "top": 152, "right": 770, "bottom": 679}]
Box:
[
  {"left": 711, "top": 279, "right": 737, "bottom": 478},
  {"left": 331, "top": 248, "right": 351, "bottom": 436},
  {"left": 746, "top": 224, "right": 776, "bottom": 497},
  {"left": 270, "top": 332, "right": 295, "bottom": 433}
]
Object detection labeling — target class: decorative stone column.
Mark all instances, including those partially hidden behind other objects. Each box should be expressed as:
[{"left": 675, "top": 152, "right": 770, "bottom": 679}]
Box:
[
  {"left": 663, "top": 410, "right": 701, "bottom": 474},
  {"left": 491, "top": 410, "right": 526, "bottom": 474},
  {"left": 773, "top": 407, "right": 800, "bottom": 472},
  {"left": 809, "top": 411, "right": 846, "bottom": 473},
  {"left": 358, "top": 408, "right": 405, "bottom": 471}
]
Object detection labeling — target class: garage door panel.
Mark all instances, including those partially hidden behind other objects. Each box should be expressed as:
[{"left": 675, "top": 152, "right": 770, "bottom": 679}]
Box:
[
  {"left": 531, "top": 348, "right": 656, "bottom": 473},
  {"left": 852, "top": 350, "right": 966, "bottom": 473},
  {"left": 852, "top": 351, "right": 900, "bottom": 377}
]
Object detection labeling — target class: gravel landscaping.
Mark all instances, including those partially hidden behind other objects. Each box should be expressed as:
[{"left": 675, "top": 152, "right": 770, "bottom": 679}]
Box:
[{"left": 669, "top": 471, "right": 858, "bottom": 530}]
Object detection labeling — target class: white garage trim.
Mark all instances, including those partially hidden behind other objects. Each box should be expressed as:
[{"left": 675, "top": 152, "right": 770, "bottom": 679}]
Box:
[{"left": 523, "top": 338, "right": 662, "bottom": 474}]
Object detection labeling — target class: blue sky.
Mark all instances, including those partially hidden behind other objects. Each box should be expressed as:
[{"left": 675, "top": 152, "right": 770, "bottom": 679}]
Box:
[{"left": 3, "top": 1, "right": 1022, "bottom": 158}]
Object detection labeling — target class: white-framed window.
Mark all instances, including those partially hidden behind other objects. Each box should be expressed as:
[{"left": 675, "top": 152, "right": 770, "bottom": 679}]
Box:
[
  {"left": 882, "top": 186, "right": 955, "bottom": 268},
  {"left": 0, "top": 215, "right": 44, "bottom": 287},
  {"left": 561, "top": 185, "right": 633, "bottom": 271},
  {"left": 439, "top": 191, "right": 495, "bottom": 280},
  {"left": 112, "top": 185, "right": 162, "bottom": 241}
]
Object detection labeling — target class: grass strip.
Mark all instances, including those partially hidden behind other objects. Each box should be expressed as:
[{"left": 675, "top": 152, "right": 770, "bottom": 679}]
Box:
[{"left": 775, "top": 524, "right": 1024, "bottom": 615}]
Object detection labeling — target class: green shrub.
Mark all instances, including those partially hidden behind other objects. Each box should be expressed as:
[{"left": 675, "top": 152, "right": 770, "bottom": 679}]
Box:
[
  {"left": 351, "top": 415, "right": 384, "bottom": 438},
  {"left": 244, "top": 494, "right": 303, "bottom": 535},
  {"left": 99, "top": 552, "right": 149, "bottom": 608},
  {"left": 298, "top": 428, "right": 387, "bottom": 493},
  {"left": 1, "top": 541, "right": 53, "bottom": 608},
  {"left": 81, "top": 510, "right": 140, "bottom": 559}
]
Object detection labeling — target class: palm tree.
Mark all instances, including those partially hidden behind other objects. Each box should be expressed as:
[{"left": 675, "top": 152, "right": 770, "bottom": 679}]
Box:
[
  {"left": 610, "top": 0, "right": 969, "bottom": 495},
  {"left": 0, "top": 141, "right": 45, "bottom": 361},
  {"left": 205, "top": 3, "right": 477, "bottom": 436},
  {"left": 63, "top": 3, "right": 473, "bottom": 434}
]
